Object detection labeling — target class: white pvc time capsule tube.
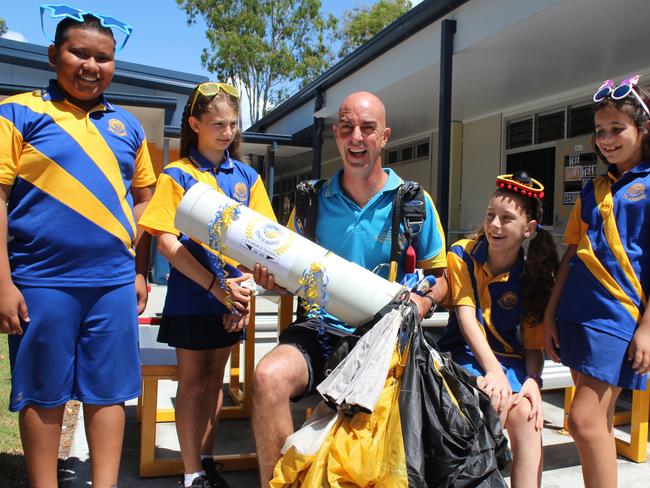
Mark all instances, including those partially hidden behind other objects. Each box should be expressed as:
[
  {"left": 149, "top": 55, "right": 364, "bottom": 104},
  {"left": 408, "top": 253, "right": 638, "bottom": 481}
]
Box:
[{"left": 174, "top": 182, "right": 406, "bottom": 327}]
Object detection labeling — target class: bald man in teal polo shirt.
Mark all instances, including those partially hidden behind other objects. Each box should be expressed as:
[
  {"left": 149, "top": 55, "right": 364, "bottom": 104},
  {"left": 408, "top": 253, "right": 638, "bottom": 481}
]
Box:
[{"left": 251, "top": 91, "right": 448, "bottom": 485}]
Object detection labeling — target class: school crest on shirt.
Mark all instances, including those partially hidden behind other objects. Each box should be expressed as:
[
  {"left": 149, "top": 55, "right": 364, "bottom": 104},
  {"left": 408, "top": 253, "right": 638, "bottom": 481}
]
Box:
[
  {"left": 233, "top": 182, "right": 249, "bottom": 203},
  {"left": 498, "top": 291, "right": 518, "bottom": 310},
  {"left": 623, "top": 183, "right": 646, "bottom": 202},
  {"left": 108, "top": 118, "right": 127, "bottom": 137}
]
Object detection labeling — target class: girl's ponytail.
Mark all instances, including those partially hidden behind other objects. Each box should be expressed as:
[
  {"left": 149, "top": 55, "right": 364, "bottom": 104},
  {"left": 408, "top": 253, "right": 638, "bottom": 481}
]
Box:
[{"left": 522, "top": 226, "right": 559, "bottom": 328}]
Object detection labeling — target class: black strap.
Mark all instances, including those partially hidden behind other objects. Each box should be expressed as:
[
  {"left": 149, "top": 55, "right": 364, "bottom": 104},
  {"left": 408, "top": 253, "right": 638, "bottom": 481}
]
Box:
[
  {"left": 390, "top": 181, "right": 427, "bottom": 263},
  {"left": 294, "top": 179, "right": 325, "bottom": 318},
  {"left": 294, "top": 179, "right": 325, "bottom": 241}
]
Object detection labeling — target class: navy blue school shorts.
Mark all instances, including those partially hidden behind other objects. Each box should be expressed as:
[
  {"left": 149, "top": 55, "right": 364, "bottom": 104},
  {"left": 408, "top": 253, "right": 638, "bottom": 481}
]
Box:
[{"left": 8, "top": 283, "right": 141, "bottom": 411}]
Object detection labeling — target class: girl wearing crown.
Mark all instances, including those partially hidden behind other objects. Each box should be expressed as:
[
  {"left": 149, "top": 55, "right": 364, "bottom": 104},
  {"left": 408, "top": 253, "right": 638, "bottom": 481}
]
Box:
[{"left": 438, "top": 171, "right": 559, "bottom": 487}]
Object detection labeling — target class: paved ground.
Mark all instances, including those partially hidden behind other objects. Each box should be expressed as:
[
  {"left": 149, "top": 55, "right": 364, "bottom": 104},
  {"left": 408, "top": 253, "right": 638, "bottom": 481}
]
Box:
[{"left": 60, "top": 286, "right": 650, "bottom": 487}]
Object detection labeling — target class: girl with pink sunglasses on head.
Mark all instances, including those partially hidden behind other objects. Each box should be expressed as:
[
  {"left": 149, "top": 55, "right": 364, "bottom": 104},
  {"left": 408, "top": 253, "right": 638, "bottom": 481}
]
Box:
[{"left": 544, "top": 75, "right": 650, "bottom": 488}]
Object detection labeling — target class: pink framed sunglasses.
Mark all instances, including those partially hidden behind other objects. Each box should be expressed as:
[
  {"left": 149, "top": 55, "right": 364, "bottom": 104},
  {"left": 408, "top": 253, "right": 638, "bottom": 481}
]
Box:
[{"left": 593, "top": 75, "right": 650, "bottom": 118}]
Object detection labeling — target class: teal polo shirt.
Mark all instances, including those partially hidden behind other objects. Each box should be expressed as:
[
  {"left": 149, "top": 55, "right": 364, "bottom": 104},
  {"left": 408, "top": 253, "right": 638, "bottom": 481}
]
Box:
[{"left": 289, "top": 168, "right": 446, "bottom": 331}]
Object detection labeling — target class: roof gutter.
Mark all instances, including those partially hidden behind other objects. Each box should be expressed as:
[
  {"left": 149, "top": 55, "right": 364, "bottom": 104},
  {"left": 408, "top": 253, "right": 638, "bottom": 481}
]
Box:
[{"left": 248, "top": 0, "right": 470, "bottom": 132}]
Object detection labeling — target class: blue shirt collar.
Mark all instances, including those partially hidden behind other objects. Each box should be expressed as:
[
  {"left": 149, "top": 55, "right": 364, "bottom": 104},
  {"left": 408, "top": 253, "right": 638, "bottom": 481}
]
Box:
[
  {"left": 324, "top": 167, "right": 402, "bottom": 198},
  {"left": 188, "top": 147, "right": 234, "bottom": 172},
  {"left": 607, "top": 160, "right": 650, "bottom": 182},
  {"left": 471, "top": 238, "right": 524, "bottom": 279},
  {"left": 41, "top": 79, "right": 114, "bottom": 111}
]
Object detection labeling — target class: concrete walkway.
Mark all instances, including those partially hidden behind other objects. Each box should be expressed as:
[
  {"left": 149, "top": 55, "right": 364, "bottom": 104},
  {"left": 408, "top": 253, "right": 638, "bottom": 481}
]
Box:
[{"left": 61, "top": 285, "right": 650, "bottom": 487}]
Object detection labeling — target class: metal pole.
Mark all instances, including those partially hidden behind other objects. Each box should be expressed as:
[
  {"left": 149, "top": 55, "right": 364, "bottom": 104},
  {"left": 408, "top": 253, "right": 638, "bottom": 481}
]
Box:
[
  {"left": 266, "top": 141, "right": 277, "bottom": 199},
  {"left": 436, "top": 19, "right": 456, "bottom": 236},
  {"left": 312, "top": 88, "right": 324, "bottom": 179}
]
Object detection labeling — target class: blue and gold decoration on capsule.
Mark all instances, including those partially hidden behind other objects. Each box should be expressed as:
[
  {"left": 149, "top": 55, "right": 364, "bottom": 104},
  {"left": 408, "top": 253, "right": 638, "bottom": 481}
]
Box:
[{"left": 207, "top": 202, "right": 242, "bottom": 308}]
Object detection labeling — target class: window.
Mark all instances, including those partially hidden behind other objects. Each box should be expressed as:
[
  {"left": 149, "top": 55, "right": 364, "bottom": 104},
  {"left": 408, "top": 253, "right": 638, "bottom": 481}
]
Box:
[
  {"left": 385, "top": 138, "right": 430, "bottom": 165},
  {"left": 506, "top": 118, "right": 533, "bottom": 149},
  {"left": 416, "top": 141, "right": 429, "bottom": 159},
  {"left": 568, "top": 104, "right": 594, "bottom": 137},
  {"left": 536, "top": 111, "right": 564, "bottom": 143}
]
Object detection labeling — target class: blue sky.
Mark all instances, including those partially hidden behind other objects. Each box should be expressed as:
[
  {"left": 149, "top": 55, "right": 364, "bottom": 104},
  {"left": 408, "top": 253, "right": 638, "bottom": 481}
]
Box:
[{"left": 2, "top": 1, "right": 378, "bottom": 78}]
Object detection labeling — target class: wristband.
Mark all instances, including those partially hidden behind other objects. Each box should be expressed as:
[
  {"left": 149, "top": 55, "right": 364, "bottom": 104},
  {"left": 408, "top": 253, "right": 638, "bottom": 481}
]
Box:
[
  {"left": 524, "top": 373, "right": 543, "bottom": 389},
  {"left": 206, "top": 275, "right": 217, "bottom": 293},
  {"left": 421, "top": 294, "right": 437, "bottom": 318}
]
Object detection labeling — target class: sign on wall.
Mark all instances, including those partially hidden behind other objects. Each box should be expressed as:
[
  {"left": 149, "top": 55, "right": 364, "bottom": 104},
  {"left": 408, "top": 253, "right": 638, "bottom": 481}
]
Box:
[{"left": 562, "top": 153, "right": 603, "bottom": 205}]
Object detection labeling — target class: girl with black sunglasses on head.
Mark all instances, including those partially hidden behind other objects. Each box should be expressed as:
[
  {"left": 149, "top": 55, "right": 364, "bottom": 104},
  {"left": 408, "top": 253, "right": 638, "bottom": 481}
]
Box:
[
  {"left": 139, "top": 82, "right": 276, "bottom": 488},
  {"left": 544, "top": 75, "right": 650, "bottom": 488}
]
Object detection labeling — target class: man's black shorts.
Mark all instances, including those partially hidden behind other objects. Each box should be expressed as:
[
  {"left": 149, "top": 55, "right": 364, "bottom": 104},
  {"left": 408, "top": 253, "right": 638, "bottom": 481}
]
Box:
[{"left": 278, "top": 317, "right": 344, "bottom": 401}]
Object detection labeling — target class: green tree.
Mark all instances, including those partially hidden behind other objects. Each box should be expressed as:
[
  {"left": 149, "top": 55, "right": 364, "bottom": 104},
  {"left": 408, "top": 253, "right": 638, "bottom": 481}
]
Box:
[
  {"left": 177, "top": 0, "right": 336, "bottom": 124},
  {"left": 0, "top": 18, "right": 7, "bottom": 36},
  {"left": 337, "top": 0, "right": 412, "bottom": 58}
]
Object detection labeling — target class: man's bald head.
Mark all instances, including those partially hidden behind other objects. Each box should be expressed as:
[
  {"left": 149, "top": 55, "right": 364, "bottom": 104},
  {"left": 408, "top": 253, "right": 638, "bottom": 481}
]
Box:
[
  {"left": 338, "top": 91, "right": 387, "bottom": 127},
  {"left": 333, "top": 91, "right": 391, "bottom": 176}
]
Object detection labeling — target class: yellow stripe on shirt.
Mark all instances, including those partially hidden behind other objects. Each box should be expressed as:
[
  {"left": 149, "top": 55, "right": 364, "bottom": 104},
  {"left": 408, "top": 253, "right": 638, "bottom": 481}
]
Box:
[
  {"left": 593, "top": 177, "right": 647, "bottom": 308},
  {"left": 33, "top": 99, "right": 137, "bottom": 237},
  {"left": 576, "top": 232, "right": 641, "bottom": 324},
  {"left": 20, "top": 145, "right": 134, "bottom": 254}
]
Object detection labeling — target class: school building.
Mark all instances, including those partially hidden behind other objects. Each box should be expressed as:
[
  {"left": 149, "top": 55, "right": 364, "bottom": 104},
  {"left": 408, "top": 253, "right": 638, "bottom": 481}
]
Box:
[
  {"left": 248, "top": 0, "right": 650, "bottom": 241},
  {"left": 0, "top": 36, "right": 305, "bottom": 282}
]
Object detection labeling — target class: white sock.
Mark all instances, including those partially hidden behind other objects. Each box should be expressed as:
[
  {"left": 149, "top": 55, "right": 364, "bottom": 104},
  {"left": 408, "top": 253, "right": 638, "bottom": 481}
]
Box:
[{"left": 184, "top": 470, "right": 206, "bottom": 487}]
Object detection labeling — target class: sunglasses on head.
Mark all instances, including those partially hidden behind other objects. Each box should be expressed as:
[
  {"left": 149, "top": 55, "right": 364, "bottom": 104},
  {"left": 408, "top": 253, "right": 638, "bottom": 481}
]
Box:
[
  {"left": 40, "top": 4, "right": 133, "bottom": 51},
  {"left": 189, "top": 82, "right": 240, "bottom": 115},
  {"left": 593, "top": 75, "right": 650, "bottom": 118}
]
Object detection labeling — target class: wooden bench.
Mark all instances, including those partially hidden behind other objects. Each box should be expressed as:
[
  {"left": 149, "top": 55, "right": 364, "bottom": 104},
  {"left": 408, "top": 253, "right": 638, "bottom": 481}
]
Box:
[{"left": 137, "top": 298, "right": 260, "bottom": 477}]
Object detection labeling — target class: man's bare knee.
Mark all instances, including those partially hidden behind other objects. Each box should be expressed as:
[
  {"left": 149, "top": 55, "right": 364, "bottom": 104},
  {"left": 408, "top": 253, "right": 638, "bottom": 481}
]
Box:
[{"left": 253, "top": 345, "right": 309, "bottom": 403}]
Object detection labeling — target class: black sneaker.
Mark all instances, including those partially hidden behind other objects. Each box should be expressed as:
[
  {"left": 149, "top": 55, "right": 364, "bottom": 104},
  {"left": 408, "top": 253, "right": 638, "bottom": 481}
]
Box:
[
  {"left": 190, "top": 475, "right": 212, "bottom": 488},
  {"left": 201, "top": 458, "right": 231, "bottom": 488}
]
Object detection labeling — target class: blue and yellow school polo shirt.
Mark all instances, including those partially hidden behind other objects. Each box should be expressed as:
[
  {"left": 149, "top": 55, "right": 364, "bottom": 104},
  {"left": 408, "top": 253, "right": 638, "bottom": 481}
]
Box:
[
  {"left": 558, "top": 162, "right": 650, "bottom": 340},
  {"left": 139, "top": 147, "right": 276, "bottom": 315},
  {"left": 288, "top": 168, "right": 446, "bottom": 329},
  {"left": 0, "top": 80, "right": 155, "bottom": 287},
  {"left": 437, "top": 239, "right": 544, "bottom": 360}
]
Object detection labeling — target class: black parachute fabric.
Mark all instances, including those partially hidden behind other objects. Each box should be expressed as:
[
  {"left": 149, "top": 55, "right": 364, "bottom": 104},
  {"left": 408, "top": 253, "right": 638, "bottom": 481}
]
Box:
[
  {"left": 271, "top": 303, "right": 511, "bottom": 487},
  {"left": 399, "top": 305, "right": 511, "bottom": 487}
]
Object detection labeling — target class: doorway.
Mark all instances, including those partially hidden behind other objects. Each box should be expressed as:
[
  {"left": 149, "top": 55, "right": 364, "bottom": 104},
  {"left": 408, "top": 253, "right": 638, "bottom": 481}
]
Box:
[{"left": 506, "top": 147, "right": 555, "bottom": 226}]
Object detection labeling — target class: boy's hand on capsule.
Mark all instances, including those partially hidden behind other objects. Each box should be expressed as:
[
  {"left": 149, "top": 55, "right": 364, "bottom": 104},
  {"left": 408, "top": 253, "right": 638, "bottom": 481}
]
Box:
[
  {"left": 0, "top": 282, "right": 28, "bottom": 336},
  {"left": 628, "top": 326, "right": 650, "bottom": 374}
]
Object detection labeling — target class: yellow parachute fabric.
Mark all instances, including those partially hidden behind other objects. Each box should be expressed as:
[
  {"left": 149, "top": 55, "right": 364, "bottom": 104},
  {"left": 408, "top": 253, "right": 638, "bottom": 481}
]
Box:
[{"left": 270, "top": 349, "right": 408, "bottom": 488}]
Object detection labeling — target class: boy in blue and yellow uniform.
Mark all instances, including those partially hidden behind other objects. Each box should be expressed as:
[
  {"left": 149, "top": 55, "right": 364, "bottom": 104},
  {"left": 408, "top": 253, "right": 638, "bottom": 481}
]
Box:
[{"left": 0, "top": 8, "right": 155, "bottom": 487}]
